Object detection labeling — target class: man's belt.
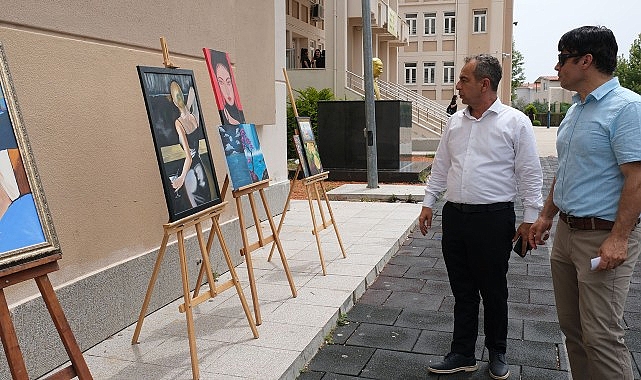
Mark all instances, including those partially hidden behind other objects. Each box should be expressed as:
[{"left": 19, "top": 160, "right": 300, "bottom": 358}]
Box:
[
  {"left": 558, "top": 212, "right": 640, "bottom": 230},
  {"left": 448, "top": 202, "right": 513, "bottom": 213}
]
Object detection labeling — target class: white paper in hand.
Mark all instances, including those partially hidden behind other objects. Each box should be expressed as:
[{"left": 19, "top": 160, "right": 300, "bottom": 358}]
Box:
[{"left": 590, "top": 257, "right": 601, "bottom": 271}]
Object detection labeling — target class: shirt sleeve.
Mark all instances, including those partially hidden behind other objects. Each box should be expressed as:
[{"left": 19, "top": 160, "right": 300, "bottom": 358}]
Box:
[
  {"left": 423, "top": 120, "right": 452, "bottom": 208},
  {"left": 514, "top": 115, "right": 543, "bottom": 222}
]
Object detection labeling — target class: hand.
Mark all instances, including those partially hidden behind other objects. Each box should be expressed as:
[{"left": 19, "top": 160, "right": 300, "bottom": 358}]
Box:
[
  {"left": 224, "top": 108, "right": 241, "bottom": 125},
  {"left": 418, "top": 207, "right": 433, "bottom": 236},
  {"left": 528, "top": 216, "right": 552, "bottom": 250},
  {"left": 513, "top": 222, "right": 532, "bottom": 254},
  {"left": 596, "top": 235, "right": 628, "bottom": 270},
  {"left": 171, "top": 175, "right": 185, "bottom": 191}
]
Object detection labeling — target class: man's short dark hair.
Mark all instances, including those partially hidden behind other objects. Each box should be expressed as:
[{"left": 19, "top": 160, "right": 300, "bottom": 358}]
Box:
[
  {"left": 465, "top": 54, "right": 502, "bottom": 91},
  {"left": 558, "top": 26, "right": 617, "bottom": 75}
]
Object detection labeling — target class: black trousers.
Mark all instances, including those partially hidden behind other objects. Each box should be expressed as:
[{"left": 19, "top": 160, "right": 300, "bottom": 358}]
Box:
[{"left": 441, "top": 201, "right": 515, "bottom": 356}]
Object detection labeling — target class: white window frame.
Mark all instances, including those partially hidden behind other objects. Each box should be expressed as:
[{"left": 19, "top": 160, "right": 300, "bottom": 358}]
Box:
[
  {"left": 405, "top": 63, "right": 417, "bottom": 84},
  {"left": 443, "top": 62, "right": 455, "bottom": 84},
  {"left": 406, "top": 13, "right": 417, "bottom": 36},
  {"left": 423, "top": 12, "right": 436, "bottom": 35},
  {"left": 423, "top": 62, "right": 436, "bottom": 84},
  {"left": 444, "top": 11, "right": 456, "bottom": 34},
  {"left": 473, "top": 10, "right": 487, "bottom": 33}
]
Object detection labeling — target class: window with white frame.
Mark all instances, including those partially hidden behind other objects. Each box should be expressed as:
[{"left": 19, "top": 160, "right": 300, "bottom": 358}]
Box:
[
  {"left": 406, "top": 13, "right": 417, "bottom": 36},
  {"left": 443, "top": 62, "right": 455, "bottom": 84},
  {"left": 444, "top": 12, "right": 455, "bottom": 34},
  {"left": 424, "top": 12, "right": 436, "bottom": 35},
  {"left": 423, "top": 62, "right": 436, "bottom": 84},
  {"left": 473, "top": 10, "right": 487, "bottom": 33},
  {"left": 405, "top": 63, "right": 417, "bottom": 84}
]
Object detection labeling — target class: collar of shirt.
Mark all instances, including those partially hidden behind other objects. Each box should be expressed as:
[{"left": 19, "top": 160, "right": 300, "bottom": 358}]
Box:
[
  {"left": 572, "top": 77, "right": 619, "bottom": 105},
  {"left": 462, "top": 98, "right": 502, "bottom": 120}
]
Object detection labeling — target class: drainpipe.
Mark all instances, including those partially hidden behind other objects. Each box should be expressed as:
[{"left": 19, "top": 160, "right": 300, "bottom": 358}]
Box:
[{"left": 362, "top": 0, "right": 379, "bottom": 188}]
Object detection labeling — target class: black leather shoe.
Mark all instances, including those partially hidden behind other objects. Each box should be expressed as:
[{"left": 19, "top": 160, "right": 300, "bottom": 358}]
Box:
[
  {"left": 428, "top": 352, "right": 478, "bottom": 374},
  {"left": 489, "top": 351, "right": 510, "bottom": 379}
]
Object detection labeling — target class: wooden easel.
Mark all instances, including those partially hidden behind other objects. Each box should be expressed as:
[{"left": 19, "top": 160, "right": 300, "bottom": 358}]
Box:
[
  {"left": 227, "top": 177, "right": 297, "bottom": 326},
  {"left": 131, "top": 39, "right": 257, "bottom": 380},
  {"left": 0, "top": 255, "right": 92, "bottom": 380},
  {"left": 131, "top": 202, "right": 258, "bottom": 380},
  {"left": 273, "top": 69, "right": 347, "bottom": 275}
]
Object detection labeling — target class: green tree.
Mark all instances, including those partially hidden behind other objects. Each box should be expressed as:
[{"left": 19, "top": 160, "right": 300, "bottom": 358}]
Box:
[
  {"left": 511, "top": 41, "right": 526, "bottom": 101},
  {"left": 615, "top": 33, "right": 641, "bottom": 94},
  {"left": 286, "top": 87, "right": 335, "bottom": 160}
]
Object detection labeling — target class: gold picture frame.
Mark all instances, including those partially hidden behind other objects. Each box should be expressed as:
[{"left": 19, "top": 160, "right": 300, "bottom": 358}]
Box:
[{"left": 0, "top": 42, "right": 60, "bottom": 270}]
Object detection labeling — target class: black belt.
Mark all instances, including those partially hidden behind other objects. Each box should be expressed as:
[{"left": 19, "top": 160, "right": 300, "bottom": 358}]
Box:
[
  {"left": 448, "top": 201, "right": 514, "bottom": 213},
  {"left": 559, "top": 212, "right": 640, "bottom": 230}
]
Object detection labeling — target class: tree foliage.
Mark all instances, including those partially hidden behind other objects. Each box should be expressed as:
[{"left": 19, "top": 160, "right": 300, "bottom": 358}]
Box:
[
  {"left": 286, "top": 87, "right": 335, "bottom": 159},
  {"left": 615, "top": 33, "right": 641, "bottom": 95},
  {"left": 511, "top": 41, "right": 526, "bottom": 101}
]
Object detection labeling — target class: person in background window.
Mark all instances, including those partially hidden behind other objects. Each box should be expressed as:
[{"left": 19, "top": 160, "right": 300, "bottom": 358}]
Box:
[
  {"left": 300, "top": 48, "right": 311, "bottom": 68},
  {"left": 446, "top": 95, "right": 458, "bottom": 115},
  {"left": 312, "top": 49, "right": 325, "bottom": 68}
]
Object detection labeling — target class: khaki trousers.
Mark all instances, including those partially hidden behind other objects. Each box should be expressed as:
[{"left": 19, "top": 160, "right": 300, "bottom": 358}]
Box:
[{"left": 551, "top": 220, "right": 641, "bottom": 380}]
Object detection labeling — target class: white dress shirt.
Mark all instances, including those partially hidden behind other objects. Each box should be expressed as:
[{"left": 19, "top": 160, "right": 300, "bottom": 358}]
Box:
[{"left": 423, "top": 99, "right": 543, "bottom": 223}]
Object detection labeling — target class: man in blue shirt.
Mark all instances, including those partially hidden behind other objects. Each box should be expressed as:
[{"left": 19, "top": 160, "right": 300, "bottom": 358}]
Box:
[{"left": 529, "top": 26, "right": 641, "bottom": 380}]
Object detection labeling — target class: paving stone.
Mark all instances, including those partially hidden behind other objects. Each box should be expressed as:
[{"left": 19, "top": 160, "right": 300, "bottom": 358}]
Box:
[
  {"left": 507, "top": 274, "right": 554, "bottom": 291},
  {"left": 356, "top": 289, "right": 391, "bottom": 306},
  {"left": 419, "top": 279, "right": 451, "bottom": 296},
  {"left": 508, "top": 287, "right": 530, "bottom": 303},
  {"left": 504, "top": 339, "right": 561, "bottom": 370},
  {"left": 388, "top": 255, "right": 438, "bottom": 268},
  {"left": 320, "top": 373, "right": 361, "bottom": 380},
  {"left": 507, "top": 261, "right": 528, "bottom": 275},
  {"left": 378, "top": 263, "right": 409, "bottom": 277},
  {"left": 412, "top": 329, "right": 452, "bottom": 355},
  {"left": 523, "top": 320, "right": 563, "bottom": 343},
  {"left": 306, "top": 345, "right": 375, "bottom": 376},
  {"left": 627, "top": 329, "right": 641, "bottom": 352},
  {"left": 395, "top": 309, "right": 454, "bottom": 332},
  {"left": 369, "top": 275, "right": 425, "bottom": 292},
  {"left": 346, "top": 303, "right": 402, "bottom": 325},
  {"left": 403, "top": 267, "right": 450, "bottom": 282},
  {"left": 346, "top": 323, "right": 420, "bottom": 351},
  {"left": 395, "top": 246, "right": 424, "bottom": 256},
  {"left": 527, "top": 263, "right": 552, "bottom": 277},
  {"left": 359, "top": 349, "right": 435, "bottom": 380},
  {"left": 297, "top": 370, "right": 325, "bottom": 380},
  {"left": 529, "top": 289, "right": 556, "bottom": 305},
  {"left": 520, "top": 365, "right": 570, "bottom": 379},
  {"left": 508, "top": 302, "right": 558, "bottom": 322},
  {"left": 382, "top": 291, "right": 443, "bottom": 311},
  {"left": 625, "top": 311, "right": 641, "bottom": 329},
  {"left": 331, "top": 321, "right": 359, "bottom": 345}
]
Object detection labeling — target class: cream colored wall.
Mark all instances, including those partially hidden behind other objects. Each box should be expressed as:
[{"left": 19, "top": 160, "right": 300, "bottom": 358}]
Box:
[{"left": 0, "top": 1, "right": 284, "bottom": 305}]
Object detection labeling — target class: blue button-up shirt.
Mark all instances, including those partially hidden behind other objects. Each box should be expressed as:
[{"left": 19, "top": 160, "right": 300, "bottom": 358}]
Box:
[{"left": 554, "top": 77, "right": 641, "bottom": 221}]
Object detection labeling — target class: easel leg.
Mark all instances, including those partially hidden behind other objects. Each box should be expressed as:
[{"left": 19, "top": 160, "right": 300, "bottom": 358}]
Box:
[
  {"left": 132, "top": 232, "right": 170, "bottom": 344},
  {"left": 0, "top": 289, "right": 28, "bottom": 380},
  {"left": 196, "top": 223, "right": 218, "bottom": 298},
  {"left": 177, "top": 230, "right": 199, "bottom": 380},
  {"left": 313, "top": 183, "right": 328, "bottom": 227},
  {"left": 319, "top": 181, "right": 347, "bottom": 258},
  {"left": 236, "top": 196, "right": 261, "bottom": 325},
  {"left": 35, "top": 275, "right": 93, "bottom": 380},
  {"left": 259, "top": 188, "right": 297, "bottom": 297},
  {"left": 306, "top": 183, "right": 327, "bottom": 275},
  {"left": 268, "top": 166, "right": 299, "bottom": 261}
]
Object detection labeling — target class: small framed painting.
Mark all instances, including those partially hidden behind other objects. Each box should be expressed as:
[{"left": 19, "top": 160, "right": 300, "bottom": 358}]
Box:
[
  {"left": 218, "top": 123, "right": 269, "bottom": 190},
  {"left": 137, "top": 66, "right": 221, "bottom": 222},
  {"left": 203, "top": 48, "right": 245, "bottom": 126},
  {"left": 292, "top": 133, "right": 310, "bottom": 178},
  {"left": 296, "top": 117, "right": 323, "bottom": 176},
  {"left": 0, "top": 42, "right": 61, "bottom": 270}
]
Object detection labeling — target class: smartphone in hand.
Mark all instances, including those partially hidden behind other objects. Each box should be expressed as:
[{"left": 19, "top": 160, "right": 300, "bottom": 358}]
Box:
[{"left": 512, "top": 236, "right": 532, "bottom": 258}]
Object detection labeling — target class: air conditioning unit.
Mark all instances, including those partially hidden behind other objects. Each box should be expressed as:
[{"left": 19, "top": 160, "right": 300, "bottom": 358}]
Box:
[{"left": 311, "top": 3, "right": 324, "bottom": 21}]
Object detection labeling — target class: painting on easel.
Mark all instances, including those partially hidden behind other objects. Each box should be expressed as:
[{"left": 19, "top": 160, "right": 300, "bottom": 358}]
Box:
[
  {"left": 0, "top": 43, "right": 60, "bottom": 270},
  {"left": 219, "top": 123, "right": 269, "bottom": 190},
  {"left": 292, "top": 133, "right": 311, "bottom": 178},
  {"left": 203, "top": 48, "right": 245, "bottom": 126},
  {"left": 296, "top": 117, "right": 323, "bottom": 176},
  {"left": 137, "top": 66, "right": 221, "bottom": 222}
]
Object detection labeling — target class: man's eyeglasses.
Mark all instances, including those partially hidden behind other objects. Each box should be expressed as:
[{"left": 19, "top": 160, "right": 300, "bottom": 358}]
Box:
[{"left": 558, "top": 52, "right": 585, "bottom": 66}]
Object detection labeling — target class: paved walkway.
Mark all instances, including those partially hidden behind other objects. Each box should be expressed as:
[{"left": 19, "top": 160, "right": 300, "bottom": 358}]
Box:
[{"left": 298, "top": 157, "right": 641, "bottom": 380}]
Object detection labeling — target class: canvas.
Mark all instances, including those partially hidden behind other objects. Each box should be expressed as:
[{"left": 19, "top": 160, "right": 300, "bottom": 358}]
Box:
[
  {"left": 0, "top": 43, "right": 60, "bottom": 270},
  {"left": 297, "top": 117, "right": 323, "bottom": 176},
  {"left": 292, "top": 133, "right": 311, "bottom": 177},
  {"left": 219, "top": 123, "right": 269, "bottom": 190},
  {"left": 137, "top": 66, "right": 221, "bottom": 222},
  {"left": 203, "top": 48, "right": 245, "bottom": 126}
]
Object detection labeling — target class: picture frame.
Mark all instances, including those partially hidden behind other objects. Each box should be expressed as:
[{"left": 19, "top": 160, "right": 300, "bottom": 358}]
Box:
[
  {"left": 296, "top": 117, "right": 323, "bottom": 176},
  {"left": 292, "top": 132, "right": 311, "bottom": 178},
  {"left": 218, "top": 123, "right": 269, "bottom": 190},
  {"left": 0, "top": 42, "right": 61, "bottom": 270},
  {"left": 137, "top": 66, "right": 221, "bottom": 222},
  {"left": 203, "top": 48, "right": 245, "bottom": 126}
]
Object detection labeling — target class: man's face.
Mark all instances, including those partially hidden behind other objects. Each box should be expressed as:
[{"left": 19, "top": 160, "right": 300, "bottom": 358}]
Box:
[
  {"left": 455, "top": 60, "right": 483, "bottom": 105},
  {"left": 555, "top": 50, "right": 586, "bottom": 91}
]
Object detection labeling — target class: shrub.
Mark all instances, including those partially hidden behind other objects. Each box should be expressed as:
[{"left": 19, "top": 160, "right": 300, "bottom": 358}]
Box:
[
  {"left": 533, "top": 119, "right": 541, "bottom": 126},
  {"left": 286, "top": 87, "right": 335, "bottom": 159}
]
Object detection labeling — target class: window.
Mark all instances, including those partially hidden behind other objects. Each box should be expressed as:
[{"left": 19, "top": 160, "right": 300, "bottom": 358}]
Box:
[
  {"left": 444, "top": 11, "right": 455, "bottom": 34},
  {"left": 424, "top": 12, "right": 436, "bottom": 35},
  {"left": 405, "top": 63, "right": 417, "bottom": 84},
  {"left": 423, "top": 62, "right": 435, "bottom": 84},
  {"left": 406, "top": 13, "right": 417, "bottom": 36},
  {"left": 473, "top": 10, "right": 487, "bottom": 33},
  {"left": 443, "top": 62, "right": 455, "bottom": 84}
]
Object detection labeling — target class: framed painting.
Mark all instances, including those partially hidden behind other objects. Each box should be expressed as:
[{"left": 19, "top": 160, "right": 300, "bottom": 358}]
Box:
[
  {"left": 218, "top": 123, "right": 269, "bottom": 190},
  {"left": 203, "top": 48, "right": 245, "bottom": 126},
  {"left": 137, "top": 66, "right": 221, "bottom": 222},
  {"left": 292, "top": 133, "right": 311, "bottom": 178},
  {"left": 0, "top": 42, "right": 60, "bottom": 270},
  {"left": 296, "top": 117, "right": 323, "bottom": 176}
]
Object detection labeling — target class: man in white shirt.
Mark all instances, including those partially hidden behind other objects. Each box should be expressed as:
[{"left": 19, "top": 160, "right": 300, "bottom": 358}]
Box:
[{"left": 418, "top": 54, "right": 543, "bottom": 379}]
